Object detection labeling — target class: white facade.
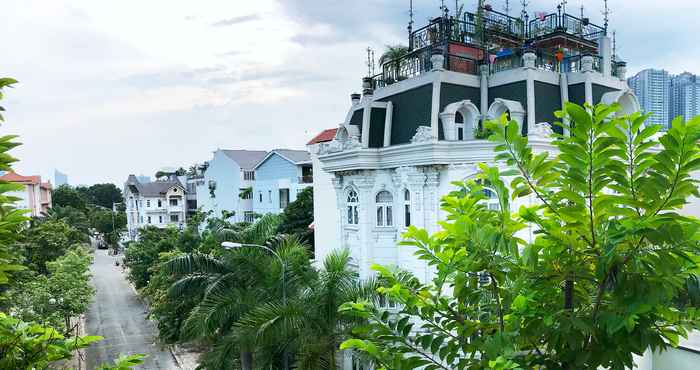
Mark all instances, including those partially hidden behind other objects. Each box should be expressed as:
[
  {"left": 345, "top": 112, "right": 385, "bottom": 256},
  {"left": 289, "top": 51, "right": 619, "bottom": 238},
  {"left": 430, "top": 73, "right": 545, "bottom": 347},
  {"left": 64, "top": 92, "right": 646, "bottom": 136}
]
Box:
[
  {"left": 124, "top": 175, "right": 187, "bottom": 240},
  {"left": 196, "top": 149, "right": 267, "bottom": 224}
]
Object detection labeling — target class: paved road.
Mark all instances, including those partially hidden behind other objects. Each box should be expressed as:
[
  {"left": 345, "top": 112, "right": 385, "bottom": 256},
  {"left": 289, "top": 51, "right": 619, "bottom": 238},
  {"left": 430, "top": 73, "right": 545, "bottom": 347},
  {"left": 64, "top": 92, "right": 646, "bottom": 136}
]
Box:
[{"left": 86, "top": 250, "right": 181, "bottom": 370}]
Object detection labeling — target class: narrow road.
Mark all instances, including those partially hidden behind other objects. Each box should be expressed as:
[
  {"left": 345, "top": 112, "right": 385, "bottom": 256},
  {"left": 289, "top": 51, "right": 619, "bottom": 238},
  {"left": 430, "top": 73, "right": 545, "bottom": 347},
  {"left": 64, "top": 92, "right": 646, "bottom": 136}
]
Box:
[{"left": 86, "top": 249, "right": 181, "bottom": 370}]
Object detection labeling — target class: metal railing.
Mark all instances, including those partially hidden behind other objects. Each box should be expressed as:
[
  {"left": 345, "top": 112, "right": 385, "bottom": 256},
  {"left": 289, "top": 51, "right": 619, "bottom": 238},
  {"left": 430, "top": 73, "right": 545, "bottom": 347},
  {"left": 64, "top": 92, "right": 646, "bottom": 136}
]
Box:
[
  {"left": 298, "top": 176, "right": 313, "bottom": 184},
  {"left": 528, "top": 13, "right": 605, "bottom": 42},
  {"left": 561, "top": 54, "right": 603, "bottom": 73},
  {"left": 480, "top": 9, "right": 526, "bottom": 39}
]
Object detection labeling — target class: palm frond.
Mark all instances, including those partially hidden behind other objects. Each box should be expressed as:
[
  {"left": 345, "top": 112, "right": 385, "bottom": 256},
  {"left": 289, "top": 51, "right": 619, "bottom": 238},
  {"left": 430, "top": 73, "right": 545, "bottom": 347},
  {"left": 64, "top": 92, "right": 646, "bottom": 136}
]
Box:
[{"left": 162, "top": 253, "right": 229, "bottom": 276}]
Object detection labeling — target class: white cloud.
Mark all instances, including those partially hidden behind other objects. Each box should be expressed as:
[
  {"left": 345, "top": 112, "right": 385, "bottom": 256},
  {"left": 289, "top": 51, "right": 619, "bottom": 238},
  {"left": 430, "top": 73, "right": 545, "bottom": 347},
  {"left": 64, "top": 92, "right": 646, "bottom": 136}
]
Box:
[{"left": 1, "top": 0, "right": 698, "bottom": 184}]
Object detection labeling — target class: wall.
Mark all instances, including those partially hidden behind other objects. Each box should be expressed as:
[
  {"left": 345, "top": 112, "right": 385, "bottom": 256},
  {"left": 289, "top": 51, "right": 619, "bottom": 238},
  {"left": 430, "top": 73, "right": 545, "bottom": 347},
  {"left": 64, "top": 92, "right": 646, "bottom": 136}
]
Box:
[
  {"left": 569, "top": 83, "right": 586, "bottom": 106},
  {"left": 379, "top": 83, "right": 433, "bottom": 145},
  {"left": 489, "top": 81, "right": 528, "bottom": 134},
  {"left": 198, "top": 150, "right": 242, "bottom": 222},
  {"left": 534, "top": 81, "right": 563, "bottom": 134},
  {"left": 368, "top": 107, "right": 387, "bottom": 148},
  {"left": 253, "top": 153, "right": 310, "bottom": 216},
  {"left": 310, "top": 144, "right": 341, "bottom": 263}
]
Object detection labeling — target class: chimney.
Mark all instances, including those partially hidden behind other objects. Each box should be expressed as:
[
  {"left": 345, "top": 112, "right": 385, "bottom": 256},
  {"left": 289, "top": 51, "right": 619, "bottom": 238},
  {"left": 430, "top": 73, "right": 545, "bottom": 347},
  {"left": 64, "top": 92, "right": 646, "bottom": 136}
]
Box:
[{"left": 362, "top": 77, "right": 374, "bottom": 96}]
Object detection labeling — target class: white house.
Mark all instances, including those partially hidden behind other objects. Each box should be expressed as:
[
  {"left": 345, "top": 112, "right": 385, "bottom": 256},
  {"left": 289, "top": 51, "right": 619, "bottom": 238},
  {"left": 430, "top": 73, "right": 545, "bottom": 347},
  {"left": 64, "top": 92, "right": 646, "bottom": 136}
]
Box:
[
  {"left": 124, "top": 174, "right": 187, "bottom": 240},
  {"left": 304, "top": 6, "right": 678, "bottom": 368},
  {"left": 252, "top": 149, "right": 313, "bottom": 216},
  {"left": 196, "top": 149, "right": 267, "bottom": 223}
]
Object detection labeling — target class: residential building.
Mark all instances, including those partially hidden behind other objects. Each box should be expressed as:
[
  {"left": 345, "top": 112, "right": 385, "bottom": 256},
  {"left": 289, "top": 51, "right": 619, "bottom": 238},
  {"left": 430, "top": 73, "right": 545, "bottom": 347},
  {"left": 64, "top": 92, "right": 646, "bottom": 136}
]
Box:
[
  {"left": 0, "top": 171, "right": 52, "bottom": 217},
  {"left": 54, "top": 169, "right": 68, "bottom": 186},
  {"left": 628, "top": 69, "right": 670, "bottom": 127},
  {"left": 309, "top": 7, "right": 638, "bottom": 367},
  {"left": 196, "top": 149, "right": 267, "bottom": 223},
  {"left": 670, "top": 72, "right": 700, "bottom": 122},
  {"left": 124, "top": 174, "right": 187, "bottom": 240},
  {"left": 251, "top": 149, "right": 313, "bottom": 219}
]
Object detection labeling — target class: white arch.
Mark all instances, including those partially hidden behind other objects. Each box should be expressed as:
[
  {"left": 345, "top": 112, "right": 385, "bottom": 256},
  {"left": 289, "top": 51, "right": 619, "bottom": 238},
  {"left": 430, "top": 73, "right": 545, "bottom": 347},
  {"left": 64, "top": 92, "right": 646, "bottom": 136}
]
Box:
[
  {"left": 600, "top": 89, "right": 641, "bottom": 116},
  {"left": 486, "top": 98, "right": 526, "bottom": 133},
  {"left": 439, "top": 100, "right": 481, "bottom": 140}
]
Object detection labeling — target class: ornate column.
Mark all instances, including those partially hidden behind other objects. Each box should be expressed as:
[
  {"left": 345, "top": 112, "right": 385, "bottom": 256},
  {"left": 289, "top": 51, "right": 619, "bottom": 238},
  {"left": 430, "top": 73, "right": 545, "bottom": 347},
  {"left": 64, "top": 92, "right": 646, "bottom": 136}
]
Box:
[
  {"left": 480, "top": 64, "right": 489, "bottom": 129},
  {"left": 331, "top": 175, "right": 345, "bottom": 251}
]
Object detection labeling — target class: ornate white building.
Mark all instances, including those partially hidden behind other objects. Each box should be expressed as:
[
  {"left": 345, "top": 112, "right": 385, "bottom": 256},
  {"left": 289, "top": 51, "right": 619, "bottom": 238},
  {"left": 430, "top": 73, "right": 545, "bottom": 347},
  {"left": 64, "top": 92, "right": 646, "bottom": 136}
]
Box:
[{"left": 310, "top": 7, "right": 637, "bottom": 284}]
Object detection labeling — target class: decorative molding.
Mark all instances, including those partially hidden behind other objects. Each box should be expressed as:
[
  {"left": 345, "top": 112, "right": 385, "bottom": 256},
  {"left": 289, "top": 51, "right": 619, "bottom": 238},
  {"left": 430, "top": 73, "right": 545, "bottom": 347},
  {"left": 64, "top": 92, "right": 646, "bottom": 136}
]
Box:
[
  {"left": 531, "top": 122, "right": 554, "bottom": 138},
  {"left": 411, "top": 126, "right": 435, "bottom": 144}
]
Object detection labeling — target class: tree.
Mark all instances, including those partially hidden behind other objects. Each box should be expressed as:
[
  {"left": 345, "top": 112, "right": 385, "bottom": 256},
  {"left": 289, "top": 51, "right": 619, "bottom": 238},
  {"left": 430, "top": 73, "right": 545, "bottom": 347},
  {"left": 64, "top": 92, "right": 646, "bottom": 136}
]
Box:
[
  {"left": 239, "top": 248, "right": 377, "bottom": 370},
  {"left": 277, "top": 186, "right": 314, "bottom": 245},
  {"left": 341, "top": 104, "right": 700, "bottom": 369},
  {"left": 165, "top": 240, "right": 311, "bottom": 369},
  {"left": 0, "top": 77, "right": 27, "bottom": 284},
  {"left": 52, "top": 185, "right": 88, "bottom": 210},
  {"left": 84, "top": 183, "right": 123, "bottom": 209},
  {"left": 5, "top": 249, "right": 94, "bottom": 333},
  {"left": 123, "top": 226, "right": 180, "bottom": 289},
  {"left": 21, "top": 219, "right": 86, "bottom": 274},
  {"left": 90, "top": 207, "right": 127, "bottom": 247}
]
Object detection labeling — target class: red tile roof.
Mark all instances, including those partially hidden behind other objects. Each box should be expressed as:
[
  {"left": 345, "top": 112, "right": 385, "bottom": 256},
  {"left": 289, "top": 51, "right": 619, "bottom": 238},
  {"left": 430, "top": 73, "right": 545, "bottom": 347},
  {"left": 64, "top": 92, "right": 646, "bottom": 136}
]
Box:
[
  {"left": 307, "top": 128, "right": 338, "bottom": 145},
  {"left": 0, "top": 171, "right": 40, "bottom": 185}
]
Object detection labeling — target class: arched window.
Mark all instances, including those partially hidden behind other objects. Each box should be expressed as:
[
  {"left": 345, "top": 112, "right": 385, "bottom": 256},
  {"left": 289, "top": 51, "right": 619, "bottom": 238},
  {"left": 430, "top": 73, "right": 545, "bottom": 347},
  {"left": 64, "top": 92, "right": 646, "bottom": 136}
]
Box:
[
  {"left": 376, "top": 190, "right": 393, "bottom": 227},
  {"left": 403, "top": 189, "right": 411, "bottom": 227},
  {"left": 347, "top": 189, "right": 359, "bottom": 225},
  {"left": 455, "top": 112, "right": 464, "bottom": 140}
]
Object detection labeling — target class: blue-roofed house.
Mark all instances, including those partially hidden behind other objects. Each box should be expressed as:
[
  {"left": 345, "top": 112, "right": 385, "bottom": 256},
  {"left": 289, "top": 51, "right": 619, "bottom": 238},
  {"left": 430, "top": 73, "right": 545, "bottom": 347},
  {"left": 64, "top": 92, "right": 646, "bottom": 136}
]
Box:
[{"left": 252, "top": 149, "right": 313, "bottom": 216}]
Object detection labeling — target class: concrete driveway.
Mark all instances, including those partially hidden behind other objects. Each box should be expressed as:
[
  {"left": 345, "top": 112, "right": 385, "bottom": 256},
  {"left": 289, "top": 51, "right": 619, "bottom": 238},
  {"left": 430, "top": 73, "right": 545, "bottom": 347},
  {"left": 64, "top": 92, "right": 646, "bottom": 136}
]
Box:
[{"left": 86, "top": 249, "right": 181, "bottom": 370}]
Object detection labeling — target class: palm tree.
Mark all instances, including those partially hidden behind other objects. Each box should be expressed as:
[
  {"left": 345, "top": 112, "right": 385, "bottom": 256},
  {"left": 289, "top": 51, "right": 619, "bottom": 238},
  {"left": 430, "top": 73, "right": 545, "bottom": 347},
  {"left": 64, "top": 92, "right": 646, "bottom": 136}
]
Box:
[
  {"left": 379, "top": 45, "right": 409, "bottom": 83},
  {"left": 238, "top": 248, "right": 378, "bottom": 369},
  {"left": 163, "top": 216, "right": 309, "bottom": 370}
]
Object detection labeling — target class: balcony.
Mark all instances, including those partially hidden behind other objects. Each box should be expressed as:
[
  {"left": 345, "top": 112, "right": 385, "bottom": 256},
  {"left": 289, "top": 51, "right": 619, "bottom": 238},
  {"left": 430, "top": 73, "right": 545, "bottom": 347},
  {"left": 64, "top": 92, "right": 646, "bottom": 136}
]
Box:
[{"left": 298, "top": 176, "right": 314, "bottom": 184}]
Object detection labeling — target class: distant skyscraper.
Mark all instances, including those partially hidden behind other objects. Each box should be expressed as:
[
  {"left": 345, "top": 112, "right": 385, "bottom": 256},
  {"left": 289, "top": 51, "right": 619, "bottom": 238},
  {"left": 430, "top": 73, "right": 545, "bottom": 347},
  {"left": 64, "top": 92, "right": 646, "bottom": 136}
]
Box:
[
  {"left": 670, "top": 72, "right": 700, "bottom": 123},
  {"left": 54, "top": 169, "right": 68, "bottom": 186},
  {"left": 628, "top": 69, "right": 671, "bottom": 128}
]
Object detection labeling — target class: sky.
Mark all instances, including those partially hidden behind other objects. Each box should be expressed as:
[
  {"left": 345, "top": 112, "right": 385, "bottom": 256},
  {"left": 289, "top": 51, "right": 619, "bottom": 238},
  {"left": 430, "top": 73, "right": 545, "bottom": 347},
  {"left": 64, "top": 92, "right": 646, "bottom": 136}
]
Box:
[{"left": 2, "top": 0, "right": 700, "bottom": 185}]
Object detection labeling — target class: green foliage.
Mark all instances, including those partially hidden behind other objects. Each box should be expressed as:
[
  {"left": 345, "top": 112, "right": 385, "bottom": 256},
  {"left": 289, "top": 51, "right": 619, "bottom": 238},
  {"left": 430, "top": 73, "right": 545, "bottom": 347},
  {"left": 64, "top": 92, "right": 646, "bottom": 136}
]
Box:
[
  {"left": 342, "top": 103, "right": 700, "bottom": 369},
  {"left": 124, "top": 226, "right": 180, "bottom": 289},
  {"left": 276, "top": 186, "right": 314, "bottom": 244},
  {"left": 76, "top": 183, "right": 124, "bottom": 210},
  {"left": 3, "top": 248, "right": 94, "bottom": 333},
  {"left": 21, "top": 219, "right": 87, "bottom": 274},
  {"left": 90, "top": 206, "right": 127, "bottom": 246},
  {"left": 0, "top": 312, "right": 102, "bottom": 370},
  {"left": 52, "top": 185, "right": 88, "bottom": 210}
]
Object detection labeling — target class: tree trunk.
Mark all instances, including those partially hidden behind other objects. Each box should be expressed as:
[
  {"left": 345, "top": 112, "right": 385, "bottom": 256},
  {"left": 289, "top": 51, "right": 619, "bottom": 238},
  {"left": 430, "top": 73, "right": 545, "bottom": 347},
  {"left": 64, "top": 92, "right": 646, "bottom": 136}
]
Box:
[
  {"left": 329, "top": 349, "right": 337, "bottom": 370},
  {"left": 564, "top": 279, "right": 574, "bottom": 311},
  {"left": 240, "top": 351, "right": 253, "bottom": 370}
]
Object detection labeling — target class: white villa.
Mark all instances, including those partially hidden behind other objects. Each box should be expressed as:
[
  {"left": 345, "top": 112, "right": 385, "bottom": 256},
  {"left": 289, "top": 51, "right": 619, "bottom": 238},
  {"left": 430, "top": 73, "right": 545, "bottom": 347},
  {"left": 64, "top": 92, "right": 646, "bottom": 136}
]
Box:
[
  {"left": 124, "top": 174, "right": 187, "bottom": 240},
  {"left": 305, "top": 4, "right": 700, "bottom": 369}
]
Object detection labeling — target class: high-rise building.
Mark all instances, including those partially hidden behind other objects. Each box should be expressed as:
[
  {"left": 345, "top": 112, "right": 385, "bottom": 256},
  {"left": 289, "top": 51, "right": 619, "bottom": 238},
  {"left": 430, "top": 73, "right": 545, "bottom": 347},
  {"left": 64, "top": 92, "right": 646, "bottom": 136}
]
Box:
[
  {"left": 670, "top": 72, "right": 700, "bottom": 122},
  {"left": 628, "top": 69, "right": 671, "bottom": 128},
  {"left": 54, "top": 169, "right": 68, "bottom": 186}
]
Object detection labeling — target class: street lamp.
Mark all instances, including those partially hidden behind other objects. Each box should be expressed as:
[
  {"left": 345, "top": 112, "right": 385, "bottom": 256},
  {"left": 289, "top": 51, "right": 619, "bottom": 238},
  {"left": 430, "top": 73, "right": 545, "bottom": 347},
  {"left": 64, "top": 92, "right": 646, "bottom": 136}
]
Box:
[{"left": 221, "top": 241, "right": 288, "bottom": 369}]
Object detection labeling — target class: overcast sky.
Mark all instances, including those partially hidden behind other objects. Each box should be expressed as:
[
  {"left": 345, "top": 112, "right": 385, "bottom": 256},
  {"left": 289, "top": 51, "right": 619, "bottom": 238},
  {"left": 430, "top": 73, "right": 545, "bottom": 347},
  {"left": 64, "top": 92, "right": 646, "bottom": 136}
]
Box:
[{"left": 2, "top": 0, "right": 699, "bottom": 185}]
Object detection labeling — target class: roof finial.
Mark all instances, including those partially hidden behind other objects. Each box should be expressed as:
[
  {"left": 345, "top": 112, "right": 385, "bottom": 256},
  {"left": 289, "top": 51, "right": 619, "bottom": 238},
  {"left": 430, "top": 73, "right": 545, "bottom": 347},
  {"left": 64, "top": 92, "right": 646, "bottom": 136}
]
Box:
[
  {"left": 612, "top": 30, "right": 617, "bottom": 60},
  {"left": 560, "top": 0, "right": 568, "bottom": 14},
  {"left": 602, "top": 0, "right": 611, "bottom": 34},
  {"left": 580, "top": 3, "right": 584, "bottom": 19},
  {"left": 366, "top": 47, "right": 375, "bottom": 77}
]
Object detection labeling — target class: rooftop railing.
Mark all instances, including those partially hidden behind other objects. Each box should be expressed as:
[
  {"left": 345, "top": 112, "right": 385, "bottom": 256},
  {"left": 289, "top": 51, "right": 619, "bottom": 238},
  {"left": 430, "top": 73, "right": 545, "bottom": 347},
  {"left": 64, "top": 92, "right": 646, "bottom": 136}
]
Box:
[{"left": 528, "top": 13, "right": 605, "bottom": 42}]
